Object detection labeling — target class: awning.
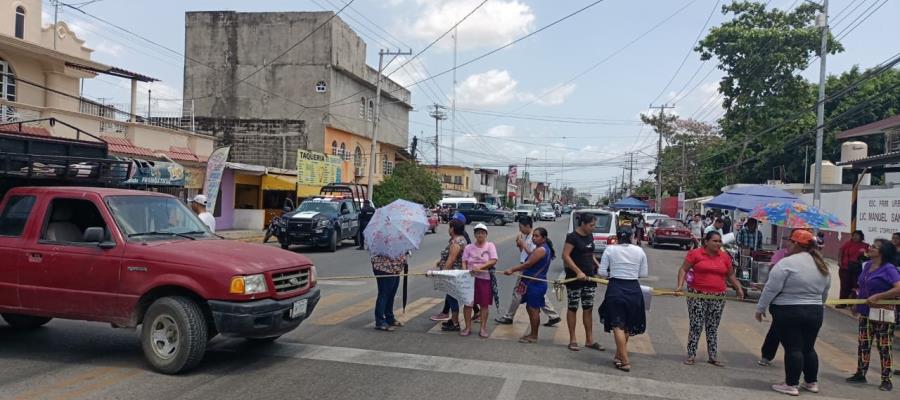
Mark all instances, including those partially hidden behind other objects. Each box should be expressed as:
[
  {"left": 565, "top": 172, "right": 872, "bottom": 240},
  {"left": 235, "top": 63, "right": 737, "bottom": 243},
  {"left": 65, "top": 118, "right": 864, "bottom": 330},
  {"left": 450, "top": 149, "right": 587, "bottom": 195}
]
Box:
[
  {"left": 612, "top": 197, "right": 650, "bottom": 210},
  {"left": 836, "top": 115, "right": 900, "bottom": 139},
  {"left": 226, "top": 162, "right": 266, "bottom": 175},
  {"left": 262, "top": 174, "right": 297, "bottom": 191},
  {"left": 705, "top": 184, "right": 798, "bottom": 212}
]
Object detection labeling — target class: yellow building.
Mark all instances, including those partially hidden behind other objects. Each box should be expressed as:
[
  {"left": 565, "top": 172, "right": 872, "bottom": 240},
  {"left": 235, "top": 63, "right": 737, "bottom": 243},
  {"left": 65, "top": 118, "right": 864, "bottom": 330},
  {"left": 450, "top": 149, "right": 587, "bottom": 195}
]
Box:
[
  {"left": 428, "top": 165, "right": 474, "bottom": 197},
  {"left": 324, "top": 126, "right": 409, "bottom": 188},
  {"left": 0, "top": 0, "right": 214, "bottom": 167}
]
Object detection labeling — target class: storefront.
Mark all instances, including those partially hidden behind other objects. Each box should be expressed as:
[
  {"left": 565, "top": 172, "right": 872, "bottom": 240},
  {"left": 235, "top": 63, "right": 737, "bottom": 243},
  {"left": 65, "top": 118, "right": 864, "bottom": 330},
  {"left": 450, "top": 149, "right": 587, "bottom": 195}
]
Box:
[{"left": 213, "top": 162, "right": 298, "bottom": 231}]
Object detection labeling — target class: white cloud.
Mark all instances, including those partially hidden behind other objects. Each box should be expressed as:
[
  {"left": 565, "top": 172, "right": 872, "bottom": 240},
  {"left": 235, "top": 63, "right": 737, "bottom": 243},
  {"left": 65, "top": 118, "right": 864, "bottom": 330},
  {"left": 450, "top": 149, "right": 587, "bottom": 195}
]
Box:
[
  {"left": 405, "top": 0, "right": 535, "bottom": 51},
  {"left": 93, "top": 42, "right": 124, "bottom": 57},
  {"left": 454, "top": 69, "right": 576, "bottom": 107},
  {"left": 386, "top": 56, "right": 429, "bottom": 87},
  {"left": 454, "top": 69, "right": 519, "bottom": 107},
  {"left": 485, "top": 124, "right": 515, "bottom": 137},
  {"left": 136, "top": 81, "right": 184, "bottom": 115}
]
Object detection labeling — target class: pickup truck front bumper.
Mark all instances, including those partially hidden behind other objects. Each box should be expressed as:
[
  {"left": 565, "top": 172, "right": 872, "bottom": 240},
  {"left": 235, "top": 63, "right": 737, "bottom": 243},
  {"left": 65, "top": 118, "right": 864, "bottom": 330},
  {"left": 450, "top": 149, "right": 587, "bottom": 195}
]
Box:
[
  {"left": 279, "top": 228, "right": 333, "bottom": 246},
  {"left": 208, "top": 287, "right": 321, "bottom": 339}
]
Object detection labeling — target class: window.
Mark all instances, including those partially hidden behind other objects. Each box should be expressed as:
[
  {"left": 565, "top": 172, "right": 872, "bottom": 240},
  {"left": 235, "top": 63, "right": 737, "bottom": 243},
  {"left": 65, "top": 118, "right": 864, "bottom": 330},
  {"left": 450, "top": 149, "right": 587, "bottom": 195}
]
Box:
[
  {"left": 382, "top": 159, "right": 394, "bottom": 176},
  {"left": 0, "top": 195, "right": 35, "bottom": 236},
  {"left": 453, "top": 176, "right": 462, "bottom": 185},
  {"left": 331, "top": 140, "right": 338, "bottom": 156},
  {"left": 367, "top": 100, "right": 374, "bottom": 121},
  {"left": 340, "top": 142, "right": 347, "bottom": 160},
  {"left": 442, "top": 175, "right": 451, "bottom": 183},
  {"left": 0, "top": 59, "right": 16, "bottom": 102},
  {"left": 359, "top": 97, "right": 366, "bottom": 118},
  {"left": 41, "top": 198, "right": 108, "bottom": 243},
  {"left": 14, "top": 6, "right": 24, "bottom": 39},
  {"left": 106, "top": 196, "right": 210, "bottom": 239},
  {"left": 354, "top": 146, "right": 363, "bottom": 175}
]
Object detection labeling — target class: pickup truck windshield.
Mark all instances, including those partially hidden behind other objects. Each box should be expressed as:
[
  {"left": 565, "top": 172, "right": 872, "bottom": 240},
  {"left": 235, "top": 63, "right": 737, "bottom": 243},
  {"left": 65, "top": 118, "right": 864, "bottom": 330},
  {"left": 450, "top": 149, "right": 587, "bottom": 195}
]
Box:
[
  {"left": 539, "top": 205, "right": 553, "bottom": 212},
  {"left": 517, "top": 205, "right": 534, "bottom": 211},
  {"left": 106, "top": 196, "right": 211, "bottom": 239},
  {"left": 297, "top": 201, "right": 340, "bottom": 214}
]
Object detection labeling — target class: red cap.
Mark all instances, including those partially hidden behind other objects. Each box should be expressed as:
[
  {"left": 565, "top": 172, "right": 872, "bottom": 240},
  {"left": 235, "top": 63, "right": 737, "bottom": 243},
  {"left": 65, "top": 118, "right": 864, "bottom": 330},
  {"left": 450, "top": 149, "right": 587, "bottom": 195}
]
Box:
[{"left": 790, "top": 229, "right": 815, "bottom": 246}]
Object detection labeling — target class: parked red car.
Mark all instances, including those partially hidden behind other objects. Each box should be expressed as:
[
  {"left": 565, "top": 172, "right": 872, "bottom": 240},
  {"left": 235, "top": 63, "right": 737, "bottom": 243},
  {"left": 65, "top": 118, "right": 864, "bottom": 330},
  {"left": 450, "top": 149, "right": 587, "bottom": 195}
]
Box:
[
  {"left": 647, "top": 218, "right": 693, "bottom": 250},
  {"left": 0, "top": 187, "right": 320, "bottom": 374}
]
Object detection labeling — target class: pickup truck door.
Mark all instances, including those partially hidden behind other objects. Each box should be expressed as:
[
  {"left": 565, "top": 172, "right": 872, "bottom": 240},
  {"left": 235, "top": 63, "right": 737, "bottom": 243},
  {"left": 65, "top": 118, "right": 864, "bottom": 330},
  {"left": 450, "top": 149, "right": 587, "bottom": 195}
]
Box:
[
  {"left": 19, "top": 196, "right": 124, "bottom": 320},
  {"left": 472, "top": 205, "right": 489, "bottom": 222},
  {"left": 0, "top": 194, "right": 39, "bottom": 309}
]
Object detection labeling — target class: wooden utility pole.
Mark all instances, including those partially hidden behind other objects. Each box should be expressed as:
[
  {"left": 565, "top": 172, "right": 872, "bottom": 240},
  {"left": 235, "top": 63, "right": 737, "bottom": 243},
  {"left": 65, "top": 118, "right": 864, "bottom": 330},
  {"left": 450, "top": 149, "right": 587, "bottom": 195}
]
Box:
[{"left": 649, "top": 103, "right": 675, "bottom": 212}]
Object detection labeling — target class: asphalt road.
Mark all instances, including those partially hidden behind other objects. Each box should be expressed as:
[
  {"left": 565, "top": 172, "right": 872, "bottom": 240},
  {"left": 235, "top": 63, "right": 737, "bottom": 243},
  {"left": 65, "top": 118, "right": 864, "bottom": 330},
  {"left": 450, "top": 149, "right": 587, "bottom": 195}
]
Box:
[{"left": 1, "top": 216, "right": 896, "bottom": 400}]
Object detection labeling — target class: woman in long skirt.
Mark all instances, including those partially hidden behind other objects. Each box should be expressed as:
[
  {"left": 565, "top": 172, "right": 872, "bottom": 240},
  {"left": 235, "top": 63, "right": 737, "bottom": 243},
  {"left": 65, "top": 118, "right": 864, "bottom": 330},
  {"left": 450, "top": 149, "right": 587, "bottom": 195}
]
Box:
[{"left": 598, "top": 228, "right": 648, "bottom": 372}]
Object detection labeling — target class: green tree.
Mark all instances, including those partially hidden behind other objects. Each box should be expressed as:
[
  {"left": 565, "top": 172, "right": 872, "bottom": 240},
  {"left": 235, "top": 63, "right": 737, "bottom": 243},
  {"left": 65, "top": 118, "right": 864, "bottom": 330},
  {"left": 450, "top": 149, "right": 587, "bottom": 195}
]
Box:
[
  {"left": 373, "top": 162, "right": 442, "bottom": 207},
  {"left": 640, "top": 116, "right": 725, "bottom": 197}
]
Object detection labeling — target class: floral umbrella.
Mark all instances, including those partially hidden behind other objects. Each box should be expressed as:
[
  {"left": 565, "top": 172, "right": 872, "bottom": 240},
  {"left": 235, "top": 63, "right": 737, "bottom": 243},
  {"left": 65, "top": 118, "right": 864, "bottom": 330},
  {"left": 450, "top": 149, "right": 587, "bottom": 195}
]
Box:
[
  {"left": 749, "top": 201, "right": 845, "bottom": 229},
  {"left": 364, "top": 199, "right": 429, "bottom": 258}
]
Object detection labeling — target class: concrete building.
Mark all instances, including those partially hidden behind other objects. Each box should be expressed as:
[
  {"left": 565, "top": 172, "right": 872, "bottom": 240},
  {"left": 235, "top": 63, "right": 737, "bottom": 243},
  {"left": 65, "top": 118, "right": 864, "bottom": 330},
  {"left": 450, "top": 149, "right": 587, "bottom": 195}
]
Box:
[
  {"left": 473, "top": 168, "right": 500, "bottom": 204},
  {"left": 0, "top": 0, "right": 214, "bottom": 199},
  {"left": 183, "top": 11, "right": 412, "bottom": 187}
]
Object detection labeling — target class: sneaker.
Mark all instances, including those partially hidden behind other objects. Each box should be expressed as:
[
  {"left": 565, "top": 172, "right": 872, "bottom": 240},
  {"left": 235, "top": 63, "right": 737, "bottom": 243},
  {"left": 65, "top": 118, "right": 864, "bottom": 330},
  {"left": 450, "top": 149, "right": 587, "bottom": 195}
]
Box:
[
  {"left": 543, "top": 317, "right": 562, "bottom": 327},
  {"left": 880, "top": 381, "right": 893, "bottom": 391},
  {"left": 440, "top": 321, "right": 460, "bottom": 332},
  {"left": 771, "top": 384, "right": 799, "bottom": 396},
  {"left": 494, "top": 316, "right": 513, "bottom": 325},
  {"left": 757, "top": 358, "right": 772, "bottom": 367},
  {"left": 430, "top": 313, "right": 450, "bottom": 322},
  {"left": 800, "top": 382, "right": 819, "bottom": 393},
  {"left": 846, "top": 372, "right": 867, "bottom": 384}
]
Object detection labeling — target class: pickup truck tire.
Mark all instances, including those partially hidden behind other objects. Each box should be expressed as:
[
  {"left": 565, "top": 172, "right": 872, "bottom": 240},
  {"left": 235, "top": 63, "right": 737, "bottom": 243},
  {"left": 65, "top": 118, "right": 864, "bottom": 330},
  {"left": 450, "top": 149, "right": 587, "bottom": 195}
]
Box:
[
  {"left": 1, "top": 313, "right": 52, "bottom": 329},
  {"left": 141, "top": 296, "right": 208, "bottom": 375},
  {"left": 280, "top": 243, "right": 290, "bottom": 250},
  {"left": 492, "top": 217, "right": 504, "bottom": 226},
  {"left": 328, "top": 229, "right": 338, "bottom": 253}
]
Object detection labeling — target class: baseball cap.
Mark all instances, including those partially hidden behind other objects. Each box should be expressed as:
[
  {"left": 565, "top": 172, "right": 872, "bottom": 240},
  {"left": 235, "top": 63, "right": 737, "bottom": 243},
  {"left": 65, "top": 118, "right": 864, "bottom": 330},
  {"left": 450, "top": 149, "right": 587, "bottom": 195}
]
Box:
[
  {"left": 191, "top": 194, "right": 208, "bottom": 206},
  {"left": 790, "top": 229, "right": 815, "bottom": 246},
  {"left": 452, "top": 212, "right": 466, "bottom": 223},
  {"left": 473, "top": 223, "right": 488, "bottom": 233}
]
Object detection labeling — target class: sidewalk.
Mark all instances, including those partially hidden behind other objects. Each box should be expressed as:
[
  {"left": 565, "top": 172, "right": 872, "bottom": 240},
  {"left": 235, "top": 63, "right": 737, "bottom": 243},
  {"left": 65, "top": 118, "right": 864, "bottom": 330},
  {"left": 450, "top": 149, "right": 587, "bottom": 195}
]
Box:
[{"left": 218, "top": 229, "right": 267, "bottom": 243}]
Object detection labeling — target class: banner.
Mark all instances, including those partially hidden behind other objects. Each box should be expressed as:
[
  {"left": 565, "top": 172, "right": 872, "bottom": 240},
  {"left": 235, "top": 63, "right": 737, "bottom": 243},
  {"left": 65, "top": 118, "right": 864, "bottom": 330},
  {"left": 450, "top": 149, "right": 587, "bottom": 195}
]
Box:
[
  {"left": 203, "top": 146, "right": 230, "bottom": 212},
  {"left": 297, "top": 149, "right": 342, "bottom": 186},
  {"left": 507, "top": 165, "right": 518, "bottom": 199},
  {"left": 428, "top": 270, "right": 474, "bottom": 305},
  {"left": 124, "top": 159, "right": 186, "bottom": 187}
]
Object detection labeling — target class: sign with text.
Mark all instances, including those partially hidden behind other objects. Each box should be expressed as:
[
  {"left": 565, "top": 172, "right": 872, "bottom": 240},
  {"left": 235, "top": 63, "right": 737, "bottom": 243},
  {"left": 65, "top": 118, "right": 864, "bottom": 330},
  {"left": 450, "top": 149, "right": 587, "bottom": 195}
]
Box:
[
  {"left": 297, "top": 149, "right": 342, "bottom": 186},
  {"left": 857, "top": 189, "right": 900, "bottom": 238},
  {"left": 428, "top": 270, "right": 474, "bottom": 305},
  {"left": 203, "top": 146, "right": 230, "bottom": 213},
  {"left": 507, "top": 165, "right": 517, "bottom": 199}
]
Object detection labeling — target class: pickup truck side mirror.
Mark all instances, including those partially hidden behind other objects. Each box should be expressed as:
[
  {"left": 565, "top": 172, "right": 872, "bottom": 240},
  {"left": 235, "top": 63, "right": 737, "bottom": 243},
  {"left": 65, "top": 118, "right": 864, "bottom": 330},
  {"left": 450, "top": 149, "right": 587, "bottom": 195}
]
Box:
[
  {"left": 83, "top": 227, "right": 115, "bottom": 249},
  {"left": 283, "top": 206, "right": 293, "bottom": 213}
]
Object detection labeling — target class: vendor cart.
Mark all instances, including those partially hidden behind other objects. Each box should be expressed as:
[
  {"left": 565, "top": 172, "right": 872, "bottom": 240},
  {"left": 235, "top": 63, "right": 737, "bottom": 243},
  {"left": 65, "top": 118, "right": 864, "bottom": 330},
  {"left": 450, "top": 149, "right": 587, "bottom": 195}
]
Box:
[{"left": 735, "top": 249, "right": 775, "bottom": 293}]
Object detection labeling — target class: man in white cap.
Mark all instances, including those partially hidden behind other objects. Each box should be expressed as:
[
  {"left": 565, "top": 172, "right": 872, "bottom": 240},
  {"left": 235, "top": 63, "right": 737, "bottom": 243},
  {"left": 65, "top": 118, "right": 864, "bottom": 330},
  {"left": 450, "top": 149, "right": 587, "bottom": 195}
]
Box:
[{"left": 191, "top": 194, "right": 216, "bottom": 233}]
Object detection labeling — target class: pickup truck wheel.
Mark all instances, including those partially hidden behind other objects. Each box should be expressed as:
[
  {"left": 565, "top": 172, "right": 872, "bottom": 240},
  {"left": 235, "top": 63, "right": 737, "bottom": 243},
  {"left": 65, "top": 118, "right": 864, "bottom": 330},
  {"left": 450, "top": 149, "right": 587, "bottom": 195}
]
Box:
[
  {"left": 492, "top": 217, "right": 503, "bottom": 226},
  {"left": 141, "top": 296, "right": 208, "bottom": 375},
  {"left": 280, "top": 243, "right": 290, "bottom": 250},
  {"left": 1, "top": 313, "right": 52, "bottom": 329},
  {"left": 328, "top": 230, "right": 338, "bottom": 252}
]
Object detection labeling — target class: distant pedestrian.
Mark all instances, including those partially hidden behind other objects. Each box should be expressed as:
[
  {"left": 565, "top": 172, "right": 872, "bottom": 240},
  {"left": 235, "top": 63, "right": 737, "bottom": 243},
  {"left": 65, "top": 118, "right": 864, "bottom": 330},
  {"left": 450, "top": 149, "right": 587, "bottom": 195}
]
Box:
[
  {"left": 495, "top": 216, "right": 562, "bottom": 327},
  {"left": 357, "top": 200, "right": 376, "bottom": 250},
  {"left": 504, "top": 227, "right": 555, "bottom": 344},
  {"left": 846, "top": 239, "right": 900, "bottom": 392},
  {"left": 838, "top": 231, "right": 869, "bottom": 301},
  {"left": 431, "top": 220, "right": 467, "bottom": 331},
  {"left": 722, "top": 212, "right": 733, "bottom": 235},
  {"left": 372, "top": 253, "right": 408, "bottom": 331},
  {"left": 676, "top": 230, "right": 744, "bottom": 366},
  {"left": 703, "top": 218, "right": 724, "bottom": 237},
  {"left": 562, "top": 212, "right": 603, "bottom": 352},
  {"left": 689, "top": 214, "right": 704, "bottom": 250},
  {"left": 190, "top": 194, "right": 216, "bottom": 233},
  {"left": 598, "top": 227, "right": 649, "bottom": 372},
  {"left": 755, "top": 230, "right": 831, "bottom": 396},
  {"left": 461, "top": 223, "right": 497, "bottom": 338}
]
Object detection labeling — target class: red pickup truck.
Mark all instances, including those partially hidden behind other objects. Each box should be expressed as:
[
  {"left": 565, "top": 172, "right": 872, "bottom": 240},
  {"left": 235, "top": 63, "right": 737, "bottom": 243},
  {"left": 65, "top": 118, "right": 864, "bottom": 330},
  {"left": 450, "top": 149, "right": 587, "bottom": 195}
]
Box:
[{"left": 0, "top": 186, "right": 320, "bottom": 374}]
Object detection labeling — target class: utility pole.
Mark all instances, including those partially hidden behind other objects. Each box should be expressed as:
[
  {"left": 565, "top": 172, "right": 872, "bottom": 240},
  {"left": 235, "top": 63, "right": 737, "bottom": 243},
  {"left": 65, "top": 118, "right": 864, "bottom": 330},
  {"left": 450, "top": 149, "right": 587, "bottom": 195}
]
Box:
[
  {"left": 451, "top": 27, "right": 458, "bottom": 164},
  {"left": 813, "top": 0, "right": 829, "bottom": 208},
  {"left": 368, "top": 49, "right": 413, "bottom": 201},
  {"left": 429, "top": 104, "right": 447, "bottom": 169},
  {"left": 649, "top": 103, "right": 675, "bottom": 212}
]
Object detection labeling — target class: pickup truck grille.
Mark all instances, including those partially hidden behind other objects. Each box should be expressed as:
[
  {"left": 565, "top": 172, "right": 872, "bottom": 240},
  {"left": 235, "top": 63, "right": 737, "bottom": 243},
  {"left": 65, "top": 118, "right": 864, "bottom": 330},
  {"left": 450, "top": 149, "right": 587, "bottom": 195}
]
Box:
[
  {"left": 287, "top": 220, "right": 313, "bottom": 233},
  {"left": 271, "top": 268, "right": 310, "bottom": 293}
]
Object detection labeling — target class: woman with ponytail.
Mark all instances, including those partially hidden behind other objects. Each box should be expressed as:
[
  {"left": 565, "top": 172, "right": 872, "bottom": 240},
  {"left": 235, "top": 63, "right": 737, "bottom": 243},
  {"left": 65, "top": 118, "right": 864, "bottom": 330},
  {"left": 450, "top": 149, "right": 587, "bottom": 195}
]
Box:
[
  {"left": 504, "top": 227, "right": 555, "bottom": 344},
  {"left": 755, "top": 229, "right": 832, "bottom": 396}
]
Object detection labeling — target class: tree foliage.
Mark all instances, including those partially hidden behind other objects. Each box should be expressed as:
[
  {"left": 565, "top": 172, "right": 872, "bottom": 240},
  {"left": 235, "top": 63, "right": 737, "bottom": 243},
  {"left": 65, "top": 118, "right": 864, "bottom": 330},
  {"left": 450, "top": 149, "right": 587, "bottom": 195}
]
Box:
[{"left": 373, "top": 162, "right": 442, "bottom": 207}]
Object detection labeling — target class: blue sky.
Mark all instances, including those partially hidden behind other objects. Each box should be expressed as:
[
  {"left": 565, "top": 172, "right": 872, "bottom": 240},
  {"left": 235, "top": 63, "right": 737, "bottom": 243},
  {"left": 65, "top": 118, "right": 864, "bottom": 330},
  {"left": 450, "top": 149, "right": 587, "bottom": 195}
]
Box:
[{"left": 43, "top": 0, "right": 900, "bottom": 198}]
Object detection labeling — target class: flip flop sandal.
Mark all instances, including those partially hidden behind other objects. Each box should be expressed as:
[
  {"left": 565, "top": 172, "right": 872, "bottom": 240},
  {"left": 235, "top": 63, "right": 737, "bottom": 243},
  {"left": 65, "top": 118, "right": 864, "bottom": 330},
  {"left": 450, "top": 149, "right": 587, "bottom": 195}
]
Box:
[
  {"left": 518, "top": 337, "right": 537, "bottom": 344},
  {"left": 707, "top": 360, "right": 725, "bottom": 367},
  {"left": 568, "top": 343, "right": 580, "bottom": 351},
  {"left": 585, "top": 343, "right": 605, "bottom": 351},
  {"left": 615, "top": 363, "right": 631, "bottom": 372},
  {"left": 683, "top": 358, "right": 695, "bottom": 365},
  {"left": 479, "top": 330, "right": 489, "bottom": 338},
  {"left": 459, "top": 329, "right": 472, "bottom": 337}
]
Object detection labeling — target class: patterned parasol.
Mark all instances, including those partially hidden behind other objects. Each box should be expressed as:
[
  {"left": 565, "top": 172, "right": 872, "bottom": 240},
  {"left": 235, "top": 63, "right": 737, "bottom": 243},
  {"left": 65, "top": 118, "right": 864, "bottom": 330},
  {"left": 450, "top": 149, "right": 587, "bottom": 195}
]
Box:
[
  {"left": 364, "top": 199, "right": 429, "bottom": 258},
  {"left": 749, "top": 201, "right": 845, "bottom": 229}
]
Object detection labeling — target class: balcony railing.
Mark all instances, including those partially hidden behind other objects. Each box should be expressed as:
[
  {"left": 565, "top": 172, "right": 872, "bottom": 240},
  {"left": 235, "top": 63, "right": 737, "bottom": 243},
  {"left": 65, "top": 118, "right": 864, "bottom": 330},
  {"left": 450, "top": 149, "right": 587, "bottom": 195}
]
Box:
[{"left": 78, "top": 100, "right": 193, "bottom": 132}]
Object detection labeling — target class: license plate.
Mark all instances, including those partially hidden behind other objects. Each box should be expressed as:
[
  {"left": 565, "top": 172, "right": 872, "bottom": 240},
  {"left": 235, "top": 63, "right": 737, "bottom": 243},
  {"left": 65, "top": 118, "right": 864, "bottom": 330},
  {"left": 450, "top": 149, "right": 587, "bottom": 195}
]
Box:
[{"left": 290, "top": 299, "right": 308, "bottom": 319}]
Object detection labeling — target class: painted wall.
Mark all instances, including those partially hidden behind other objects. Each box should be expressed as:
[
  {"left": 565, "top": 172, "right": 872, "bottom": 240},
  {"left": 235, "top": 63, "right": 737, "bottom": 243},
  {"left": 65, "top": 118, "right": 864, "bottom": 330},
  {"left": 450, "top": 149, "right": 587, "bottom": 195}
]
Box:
[{"left": 215, "top": 168, "right": 236, "bottom": 231}]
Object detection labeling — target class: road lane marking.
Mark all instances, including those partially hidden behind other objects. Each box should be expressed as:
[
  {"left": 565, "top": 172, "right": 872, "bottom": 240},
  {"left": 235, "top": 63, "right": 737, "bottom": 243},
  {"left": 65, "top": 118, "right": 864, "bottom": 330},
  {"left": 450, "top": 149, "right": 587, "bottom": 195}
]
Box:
[
  {"left": 489, "top": 306, "right": 533, "bottom": 341},
  {"left": 495, "top": 379, "right": 521, "bottom": 400},
  {"left": 552, "top": 313, "right": 587, "bottom": 347},
  {"left": 364, "top": 297, "right": 443, "bottom": 328},
  {"left": 313, "top": 297, "right": 377, "bottom": 325},
  {"left": 55, "top": 369, "right": 142, "bottom": 400},
  {"left": 628, "top": 333, "right": 657, "bottom": 355},
  {"left": 667, "top": 316, "right": 689, "bottom": 354},
  {"left": 813, "top": 337, "right": 857, "bottom": 374},
  {"left": 211, "top": 341, "right": 854, "bottom": 400},
  {"left": 12, "top": 367, "right": 118, "bottom": 400},
  {"left": 726, "top": 322, "right": 770, "bottom": 359}
]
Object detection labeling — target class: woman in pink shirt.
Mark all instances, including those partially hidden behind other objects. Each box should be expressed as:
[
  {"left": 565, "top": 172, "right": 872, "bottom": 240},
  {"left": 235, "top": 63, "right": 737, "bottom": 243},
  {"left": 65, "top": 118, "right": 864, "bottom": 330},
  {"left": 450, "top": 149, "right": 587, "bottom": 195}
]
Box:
[{"left": 462, "top": 223, "right": 498, "bottom": 337}]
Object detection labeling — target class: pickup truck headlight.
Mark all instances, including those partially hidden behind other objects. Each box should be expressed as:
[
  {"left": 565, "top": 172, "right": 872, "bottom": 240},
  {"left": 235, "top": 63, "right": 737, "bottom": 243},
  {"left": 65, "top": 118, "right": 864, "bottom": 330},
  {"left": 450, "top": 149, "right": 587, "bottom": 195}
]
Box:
[
  {"left": 317, "top": 220, "right": 329, "bottom": 228},
  {"left": 229, "top": 274, "right": 268, "bottom": 295}
]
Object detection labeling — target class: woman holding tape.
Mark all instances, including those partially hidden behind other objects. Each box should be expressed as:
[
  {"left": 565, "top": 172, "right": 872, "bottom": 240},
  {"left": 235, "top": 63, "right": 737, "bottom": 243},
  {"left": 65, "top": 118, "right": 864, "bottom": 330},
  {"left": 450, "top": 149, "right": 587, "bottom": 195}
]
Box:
[
  {"left": 675, "top": 230, "right": 744, "bottom": 367},
  {"left": 846, "top": 238, "right": 900, "bottom": 392},
  {"left": 504, "top": 227, "right": 555, "bottom": 344}
]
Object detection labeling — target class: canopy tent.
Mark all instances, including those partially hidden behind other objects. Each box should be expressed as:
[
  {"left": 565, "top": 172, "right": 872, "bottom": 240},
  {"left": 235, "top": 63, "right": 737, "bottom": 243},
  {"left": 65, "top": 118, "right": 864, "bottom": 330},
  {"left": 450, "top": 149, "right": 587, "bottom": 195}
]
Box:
[
  {"left": 612, "top": 197, "right": 651, "bottom": 210},
  {"left": 705, "top": 184, "right": 799, "bottom": 212}
]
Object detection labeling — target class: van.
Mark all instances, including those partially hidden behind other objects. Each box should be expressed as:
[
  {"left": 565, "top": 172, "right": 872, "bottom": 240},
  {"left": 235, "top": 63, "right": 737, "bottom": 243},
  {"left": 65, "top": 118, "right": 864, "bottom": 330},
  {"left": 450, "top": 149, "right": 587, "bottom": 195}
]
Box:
[
  {"left": 569, "top": 209, "right": 618, "bottom": 255},
  {"left": 439, "top": 197, "right": 477, "bottom": 209}
]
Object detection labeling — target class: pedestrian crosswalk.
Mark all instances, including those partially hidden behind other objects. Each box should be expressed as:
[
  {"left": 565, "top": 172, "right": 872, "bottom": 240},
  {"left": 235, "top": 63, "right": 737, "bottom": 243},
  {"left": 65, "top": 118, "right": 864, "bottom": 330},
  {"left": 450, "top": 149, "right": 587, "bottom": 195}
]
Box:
[{"left": 305, "top": 291, "right": 864, "bottom": 371}]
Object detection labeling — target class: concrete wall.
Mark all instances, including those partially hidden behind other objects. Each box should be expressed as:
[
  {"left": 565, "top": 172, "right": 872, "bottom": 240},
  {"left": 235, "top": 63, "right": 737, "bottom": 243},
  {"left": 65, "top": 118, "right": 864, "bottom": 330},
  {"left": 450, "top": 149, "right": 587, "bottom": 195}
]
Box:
[
  {"left": 215, "top": 168, "right": 236, "bottom": 230},
  {"left": 194, "top": 117, "right": 307, "bottom": 170},
  {"left": 1, "top": 0, "right": 41, "bottom": 43},
  {"left": 183, "top": 11, "right": 410, "bottom": 157}
]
